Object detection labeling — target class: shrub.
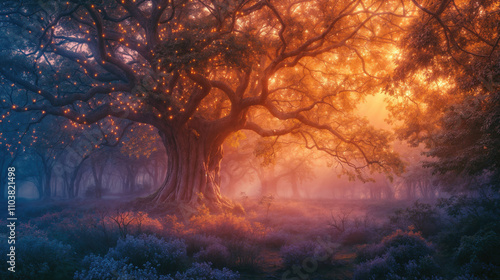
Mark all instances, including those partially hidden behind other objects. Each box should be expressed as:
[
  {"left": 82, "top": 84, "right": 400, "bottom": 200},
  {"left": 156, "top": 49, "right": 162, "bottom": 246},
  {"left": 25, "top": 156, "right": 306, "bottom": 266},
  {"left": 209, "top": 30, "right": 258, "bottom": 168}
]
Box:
[
  {"left": 462, "top": 261, "right": 499, "bottom": 280},
  {"left": 188, "top": 213, "right": 266, "bottom": 241},
  {"left": 453, "top": 275, "right": 485, "bottom": 280},
  {"left": 354, "top": 230, "right": 439, "bottom": 280},
  {"left": 226, "top": 240, "right": 261, "bottom": 269},
  {"left": 260, "top": 230, "right": 291, "bottom": 249},
  {"left": 356, "top": 242, "right": 384, "bottom": 263},
  {"left": 185, "top": 214, "right": 264, "bottom": 269},
  {"left": 37, "top": 211, "right": 120, "bottom": 256},
  {"left": 17, "top": 222, "right": 48, "bottom": 238},
  {"left": 30, "top": 210, "right": 75, "bottom": 229},
  {"left": 174, "top": 262, "right": 239, "bottom": 280},
  {"left": 1, "top": 235, "right": 76, "bottom": 280},
  {"left": 74, "top": 255, "right": 173, "bottom": 280},
  {"left": 106, "top": 234, "right": 187, "bottom": 274},
  {"left": 281, "top": 241, "right": 317, "bottom": 268},
  {"left": 129, "top": 211, "right": 164, "bottom": 235},
  {"left": 280, "top": 240, "right": 333, "bottom": 268},
  {"left": 107, "top": 211, "right": 164, "bottom": 238},
  {"left": 230, "top": 203, "right": 246, "bottom": 216},
  {"left": 194, "top": 243, "right": 231, "bottom": 268},
  {"left": 456, "top": 230, "right": 500, "bottom": 266},
  {"left": 162, "top": 215, "right": 186, "bottom": 236},
  {"left": 389, "top": 201, "right": 441, "bottom": 236},
  {"left": 354, "top": 256, "right": 393, "bottom": 280},
  {"left": 43, "top": 210, "right": 163, "bottom": 257},
  {"left": 75, "top": 257, "right": 239, "bottom": 280},
  {"left": 184, "top": 234, "right": 223, "bottom": 257},
  {"left": 435, "top": 195, "right": 500, "bottom": 273},
  {"left": 340, "top": 227, "right": 373, "bottom": 245},
  {"left": 328, "top": 211, "right": 379, "bottom": 245},
  {"left": 381, "top": 230, "right": 434, "bottom": 264},
  {"left": 183, "top": 234, "right": 261, "bottom": 269},
  {"left": 455, "top": 229, "right": 500, "bottom": 279}
]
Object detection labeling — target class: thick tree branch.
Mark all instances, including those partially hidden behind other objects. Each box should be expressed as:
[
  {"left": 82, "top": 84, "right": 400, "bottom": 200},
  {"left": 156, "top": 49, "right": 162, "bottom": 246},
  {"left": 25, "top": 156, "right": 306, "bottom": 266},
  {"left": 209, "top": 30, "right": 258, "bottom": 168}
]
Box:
[
  {"left": 264, "top": 102, "right": 381, "bottom": 167},
  {"left": 243, "top": 122, "right": 301, "bottom": 137},
  {"left": 0, "top": 67, "right": 131, "bottom": 106}
]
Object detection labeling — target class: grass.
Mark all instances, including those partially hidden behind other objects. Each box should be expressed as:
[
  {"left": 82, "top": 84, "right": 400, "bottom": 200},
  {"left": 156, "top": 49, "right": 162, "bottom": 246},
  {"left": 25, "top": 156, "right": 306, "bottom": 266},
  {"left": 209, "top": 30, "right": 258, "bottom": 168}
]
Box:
[{"left": 4, "top": 198, "right": 425, "bottom": 279}]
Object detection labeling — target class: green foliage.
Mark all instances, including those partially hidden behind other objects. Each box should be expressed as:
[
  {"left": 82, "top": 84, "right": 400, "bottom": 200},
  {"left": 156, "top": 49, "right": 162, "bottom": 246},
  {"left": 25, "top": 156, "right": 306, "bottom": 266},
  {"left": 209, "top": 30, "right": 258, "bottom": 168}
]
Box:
[
  {"left": 390, "top": 201, "right": 440, "bottom": 236},
  {"left": 423, "top": 92, "right": 500, "bottom": 189},
  {"left": 436, "top": 195, "right": 500, "bottom": 244},
  {"left": 390, "top": 0, "right": 500, "bottom": 190},
  {"left": 451, "top": 225, "right": 500, "bottom": 279},
  {"left": 456, "top": 230, "right": 500, "bottom": 266},
  {"left": 432, "top": 194, "right": 500, "bottom": 279}
]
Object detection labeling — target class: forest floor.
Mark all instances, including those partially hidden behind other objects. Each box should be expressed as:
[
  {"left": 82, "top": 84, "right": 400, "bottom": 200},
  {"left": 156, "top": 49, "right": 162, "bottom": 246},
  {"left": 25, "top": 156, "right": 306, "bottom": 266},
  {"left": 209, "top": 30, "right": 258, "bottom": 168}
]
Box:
[
  {"left": 6, "top": 193, "right": 499, "bottom": 280},
  {"left": 11, "top": 197, "right": 418, "bottom": 279}
]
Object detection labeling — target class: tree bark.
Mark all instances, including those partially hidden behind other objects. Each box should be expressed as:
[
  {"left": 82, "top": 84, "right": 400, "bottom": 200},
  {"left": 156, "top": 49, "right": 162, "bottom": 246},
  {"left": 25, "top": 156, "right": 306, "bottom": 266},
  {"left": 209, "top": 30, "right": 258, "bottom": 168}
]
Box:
[{"left": 151, "top": 127, "right": 232, "bottom": 210}]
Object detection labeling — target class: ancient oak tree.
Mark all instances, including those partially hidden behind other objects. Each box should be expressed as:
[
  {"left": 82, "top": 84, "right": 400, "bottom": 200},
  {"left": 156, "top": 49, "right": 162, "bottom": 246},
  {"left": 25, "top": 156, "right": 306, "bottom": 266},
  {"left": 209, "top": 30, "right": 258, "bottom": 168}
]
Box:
[{"left": 0, "top": 0, "right": 404, "bottom": 209}]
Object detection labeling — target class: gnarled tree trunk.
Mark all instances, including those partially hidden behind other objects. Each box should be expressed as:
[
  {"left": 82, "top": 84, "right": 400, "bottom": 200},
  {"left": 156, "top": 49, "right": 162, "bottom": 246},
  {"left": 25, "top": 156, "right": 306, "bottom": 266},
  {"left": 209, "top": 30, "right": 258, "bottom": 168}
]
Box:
[{"left": 151, "top": 127, "right": 232, "bottom": 210}]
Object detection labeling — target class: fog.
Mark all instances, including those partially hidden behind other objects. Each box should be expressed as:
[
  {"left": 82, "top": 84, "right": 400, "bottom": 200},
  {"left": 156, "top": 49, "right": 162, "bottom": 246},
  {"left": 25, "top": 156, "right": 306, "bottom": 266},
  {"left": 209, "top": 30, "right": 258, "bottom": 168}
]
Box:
[{"left": 1, "top": 0, "right": 498, "bottom": 279}]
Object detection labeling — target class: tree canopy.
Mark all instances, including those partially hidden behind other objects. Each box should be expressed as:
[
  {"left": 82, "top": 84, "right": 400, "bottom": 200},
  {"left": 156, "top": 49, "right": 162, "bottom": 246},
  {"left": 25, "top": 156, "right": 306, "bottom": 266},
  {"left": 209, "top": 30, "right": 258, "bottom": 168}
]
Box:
[
  {"left": 0, "top": 0, "right": 452, "bottom": 208},
  {"left": 389, "top": 0, "right": 500, "bottom": 190}
]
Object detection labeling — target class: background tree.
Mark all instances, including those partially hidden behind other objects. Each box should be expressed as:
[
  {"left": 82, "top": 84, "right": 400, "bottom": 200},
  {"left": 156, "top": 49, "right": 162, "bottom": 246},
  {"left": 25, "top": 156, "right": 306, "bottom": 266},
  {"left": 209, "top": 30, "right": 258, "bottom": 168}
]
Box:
[
  {"left": 119, "top": 122, "right": 167, "bottom": 193},
  {"left": 253, "top": 137, "right": 318, "bottom": 198},
  {"left": 0, "top": 0, "right": 405, "bottom": 209},
  {"left": 361, "top": 172, "right": 394, "bottom": 199},
  {"left": 220, "top": 131, "right": 256, "bottom": 197},
  {"left": 389, "top": 0, "right": 500, "bottom": 190}
]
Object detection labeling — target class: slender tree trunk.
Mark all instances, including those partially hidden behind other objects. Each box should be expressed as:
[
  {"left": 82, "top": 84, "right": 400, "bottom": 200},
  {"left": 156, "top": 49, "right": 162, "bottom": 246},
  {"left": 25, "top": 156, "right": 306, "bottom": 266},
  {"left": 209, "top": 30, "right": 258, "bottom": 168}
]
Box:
[
  {"left": 261, "top": 178, "right": 278, "bottom": 196},
  {"left": 152, "top": 163, "right": 161, "bottom": 189},
  {"left": 97, "top": 164, "right": 104, "bottom": 198},
  {"left": 406, "top": 181, "right": 415, "bottom": 200},
  {"left": 68, "top": 159, "right": 86, "bottom": 198},
  {"left": 151, "top": 128, "right": 231, "bottom": 210},
  {"left": 258, "top": 167, "right": 278, "bottom": 196},
  {"left": 75, "top": 171, "right": 83, "bottom": 198},
  {"left": 55, "top": 181, "right": 58, "bottom": 197},
  {"left": 68, "top": 169, "right": 78, "bottom": 198},
  {"left": 123, "top": 164, "right": 137, "bottom": 193},
  {"left": 148, "top": 160, "right": 165, "bottom": 191},
  {"left": 128, "top": 166, "right": 137, "bottom": 192},
  {"left": 290, "top": 175, "right": 301, "bottom": 199},
  {"left": 43, "top": 167, "right": 52, "bottom": 199},
  {"left": 384, "top": 184, "right": 394, "bottom": 200},
  {"left": 91, "top": 159, "right": 104, "bottom": 198}
]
